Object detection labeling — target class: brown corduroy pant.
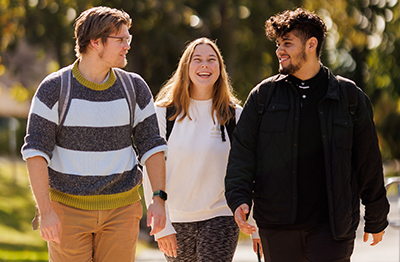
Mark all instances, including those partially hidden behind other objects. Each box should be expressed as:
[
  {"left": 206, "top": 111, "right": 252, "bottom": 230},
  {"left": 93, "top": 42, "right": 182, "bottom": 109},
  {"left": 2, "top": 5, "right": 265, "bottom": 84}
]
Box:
[{"left": 48, "top": 200, "right": 142, "bottom": 262}]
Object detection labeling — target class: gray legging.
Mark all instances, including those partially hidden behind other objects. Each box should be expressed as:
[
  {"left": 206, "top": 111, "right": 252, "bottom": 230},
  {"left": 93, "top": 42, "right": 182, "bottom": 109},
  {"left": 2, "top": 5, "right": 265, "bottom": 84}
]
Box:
[{"left": 165, "top": 216, "right": 239, "bottom": 262}]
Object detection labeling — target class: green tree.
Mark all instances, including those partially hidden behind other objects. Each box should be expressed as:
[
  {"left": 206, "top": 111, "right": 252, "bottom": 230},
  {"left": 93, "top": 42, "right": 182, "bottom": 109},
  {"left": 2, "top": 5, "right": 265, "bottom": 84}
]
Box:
[{"left": 1, "top": 0, "right": 400, "bottom": 159}]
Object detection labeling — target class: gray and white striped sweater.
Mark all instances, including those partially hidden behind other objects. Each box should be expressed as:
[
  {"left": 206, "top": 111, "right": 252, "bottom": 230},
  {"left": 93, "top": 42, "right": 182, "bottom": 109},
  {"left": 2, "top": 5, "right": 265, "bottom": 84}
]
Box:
[{"left": 22, "top": 61, "right": 167, "bottom": 210}]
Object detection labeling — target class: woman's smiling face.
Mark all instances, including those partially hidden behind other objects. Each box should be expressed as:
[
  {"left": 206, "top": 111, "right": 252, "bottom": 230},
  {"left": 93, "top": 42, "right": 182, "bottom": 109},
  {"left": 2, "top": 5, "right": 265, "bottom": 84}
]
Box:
[{"left": 189, "top": 44, "right": 220, "bottom": 99}]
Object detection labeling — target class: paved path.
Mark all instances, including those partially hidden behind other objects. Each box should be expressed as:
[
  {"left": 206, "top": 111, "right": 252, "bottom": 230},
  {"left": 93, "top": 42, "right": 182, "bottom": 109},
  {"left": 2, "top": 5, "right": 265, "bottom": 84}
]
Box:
[{"left": 136, "top": 196, "right": 400, "bottom": 262}]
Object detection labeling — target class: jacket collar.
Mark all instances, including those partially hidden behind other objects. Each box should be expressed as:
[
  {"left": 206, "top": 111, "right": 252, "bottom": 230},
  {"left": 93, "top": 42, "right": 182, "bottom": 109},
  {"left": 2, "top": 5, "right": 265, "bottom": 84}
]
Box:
[{"left": 272, "top": 65, "right": 340, "bottom": 101}]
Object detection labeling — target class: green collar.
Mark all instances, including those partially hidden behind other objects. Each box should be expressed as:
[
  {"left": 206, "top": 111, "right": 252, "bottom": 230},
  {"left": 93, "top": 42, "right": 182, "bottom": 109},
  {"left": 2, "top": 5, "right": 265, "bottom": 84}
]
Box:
[{"left": 72, "top": 60, "right": 116, "bottom": 91}]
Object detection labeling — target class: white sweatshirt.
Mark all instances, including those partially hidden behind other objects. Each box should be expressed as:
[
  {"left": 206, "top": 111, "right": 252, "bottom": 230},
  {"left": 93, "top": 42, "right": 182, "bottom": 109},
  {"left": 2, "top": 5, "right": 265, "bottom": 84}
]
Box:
[{"left": 143, "top": 98, "right": 242, "bottom": 240}]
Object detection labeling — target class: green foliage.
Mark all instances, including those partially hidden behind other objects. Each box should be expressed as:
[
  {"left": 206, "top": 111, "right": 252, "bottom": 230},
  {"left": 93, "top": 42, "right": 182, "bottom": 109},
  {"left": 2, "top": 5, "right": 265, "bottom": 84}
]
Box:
[
  {"left": 1, "top": 0, "right": 400, "bottom": 158},
  {"left": 2, "top": 0, "right": 303, "bottom": 100},
  {"left": 0, "top": 0, "right": 25, "bottom": 52}
]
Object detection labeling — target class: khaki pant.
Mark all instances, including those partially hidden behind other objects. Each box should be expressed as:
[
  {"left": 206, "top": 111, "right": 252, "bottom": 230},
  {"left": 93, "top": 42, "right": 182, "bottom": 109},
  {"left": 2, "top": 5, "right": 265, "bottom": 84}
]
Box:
[{"left": 49, "top": 200, "right": 142, "bottom": 262}]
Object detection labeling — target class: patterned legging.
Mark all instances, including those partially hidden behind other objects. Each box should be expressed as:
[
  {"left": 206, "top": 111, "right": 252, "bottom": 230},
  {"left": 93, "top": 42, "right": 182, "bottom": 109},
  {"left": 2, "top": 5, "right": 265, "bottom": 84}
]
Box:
[{"left": 165, "top": 216, "right": 239, "bottom": 262}]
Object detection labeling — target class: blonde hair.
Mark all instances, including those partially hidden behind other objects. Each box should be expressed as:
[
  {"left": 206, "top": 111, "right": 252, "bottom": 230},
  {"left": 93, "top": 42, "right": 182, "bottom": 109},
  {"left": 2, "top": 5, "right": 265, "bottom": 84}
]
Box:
[
  {"left": 74, "top": 6, "right": 132, "bottom": 57},
  {"left": 155, "top": 37, "right": 240, "bottom": 125}
]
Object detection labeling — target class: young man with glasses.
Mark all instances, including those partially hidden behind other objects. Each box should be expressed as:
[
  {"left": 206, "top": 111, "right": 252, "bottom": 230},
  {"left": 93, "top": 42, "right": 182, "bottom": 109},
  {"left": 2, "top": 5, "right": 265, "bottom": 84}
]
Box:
[{"left": 22, "top": 6, "right": 168, "bottom": 261}]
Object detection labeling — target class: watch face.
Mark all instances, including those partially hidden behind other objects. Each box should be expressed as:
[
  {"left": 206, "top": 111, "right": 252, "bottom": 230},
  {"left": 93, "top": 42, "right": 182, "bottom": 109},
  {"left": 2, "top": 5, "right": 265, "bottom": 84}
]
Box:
[
  {"left": 160, "top": 191, "right": 167, "bottom": 200},
  {"left": 153, "top": 190, "right": 167, "bottom": 201}
]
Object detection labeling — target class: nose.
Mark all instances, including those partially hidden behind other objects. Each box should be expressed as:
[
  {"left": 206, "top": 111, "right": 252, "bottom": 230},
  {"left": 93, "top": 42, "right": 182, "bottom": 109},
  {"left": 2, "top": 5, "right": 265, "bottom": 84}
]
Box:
[
  {"left": 124, "top": 42, "right": 131, "bottom": 50},
  {"left": 276, "top": 46, "right": 283, "bottom": 56}
]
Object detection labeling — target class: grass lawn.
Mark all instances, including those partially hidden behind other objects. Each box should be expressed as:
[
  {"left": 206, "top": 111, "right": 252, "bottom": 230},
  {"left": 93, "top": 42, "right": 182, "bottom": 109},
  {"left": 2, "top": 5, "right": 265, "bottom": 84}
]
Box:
[
  {"left": 0, "top": 157, "right": 48, "bottom": 262},
  {"left": 0, "top": 157, "right": 152, "bottom": 262}
]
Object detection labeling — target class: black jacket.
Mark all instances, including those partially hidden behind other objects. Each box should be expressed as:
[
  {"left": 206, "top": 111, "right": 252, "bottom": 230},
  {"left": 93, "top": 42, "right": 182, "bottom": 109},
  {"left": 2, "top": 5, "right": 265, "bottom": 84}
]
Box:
[{"left": 225, "top": 69, "right": 389, "bottom": 240}]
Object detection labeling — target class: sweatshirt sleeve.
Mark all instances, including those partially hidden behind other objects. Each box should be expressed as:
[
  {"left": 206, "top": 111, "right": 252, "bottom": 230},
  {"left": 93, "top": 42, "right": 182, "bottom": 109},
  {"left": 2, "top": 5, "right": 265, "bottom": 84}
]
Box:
[
  {"left": 129, "top": 74, "right": 167, "bottom": 164},
  {"left": 142, "top": 163, "right": 176, "bottom": 240},
  {"left": 248, "top": 205, "right": 260, "bottom": 239},
  {"left": 235, "top": 105, "right": 243, "bottom": 123}
]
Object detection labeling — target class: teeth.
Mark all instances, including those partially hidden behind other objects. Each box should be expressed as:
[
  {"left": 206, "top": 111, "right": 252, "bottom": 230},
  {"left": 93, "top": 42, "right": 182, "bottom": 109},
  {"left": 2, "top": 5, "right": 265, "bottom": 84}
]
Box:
[
  {"left": 279, "top": 57, "right": 289, "bottom": 63},
  {"left": 198, "top": 72, "right": 211, "bottom": 76}
]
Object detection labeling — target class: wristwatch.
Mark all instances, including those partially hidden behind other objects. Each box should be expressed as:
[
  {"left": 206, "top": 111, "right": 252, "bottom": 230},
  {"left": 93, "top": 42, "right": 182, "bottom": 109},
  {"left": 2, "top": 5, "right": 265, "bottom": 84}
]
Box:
[{"left": 152, "top": 190, "right": 168, "bottom": 201}]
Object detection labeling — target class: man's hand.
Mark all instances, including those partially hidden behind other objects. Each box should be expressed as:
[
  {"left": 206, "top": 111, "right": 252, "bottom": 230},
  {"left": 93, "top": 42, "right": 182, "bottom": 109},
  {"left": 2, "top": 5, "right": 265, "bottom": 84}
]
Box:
[
  {"left": 234, "top": 203, "right": 256, "bottom": 235},
  {"left": 26, "top": 156, "right": 60, "bottom": 243},
  {"left": 39, "top": 208, "right": 61, "bottom": 243},
  {"left": 363, "top": 230, "right": 385, "bottom": 246},
  {"left": 144, "top": 152, "right": 166, "bottom": 235},
  {"left": 252, "top": 238, "right": 263, "bottom": 259},
  {"left": 147, "top": 197, "right": 166, "bottom": 236},
  {"left": 157, "top": 234, "right": 178, "bottom": 258}
]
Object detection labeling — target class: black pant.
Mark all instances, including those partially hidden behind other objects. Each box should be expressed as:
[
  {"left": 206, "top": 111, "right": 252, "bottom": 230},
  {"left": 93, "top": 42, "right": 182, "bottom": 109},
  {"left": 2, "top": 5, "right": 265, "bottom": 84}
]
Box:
[{"left": 259, "top": 223, "right": 355, "bottom": 262}]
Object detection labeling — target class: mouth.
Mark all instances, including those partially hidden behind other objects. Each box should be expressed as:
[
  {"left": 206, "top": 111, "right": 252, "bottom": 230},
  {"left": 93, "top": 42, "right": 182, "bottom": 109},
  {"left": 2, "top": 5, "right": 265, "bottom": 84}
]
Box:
[
  {"left": 197, "top": 72, "right": 211, "bottom": 77},
  {"left": 279, "top": 56, "right": 289, "bottom": 63}
]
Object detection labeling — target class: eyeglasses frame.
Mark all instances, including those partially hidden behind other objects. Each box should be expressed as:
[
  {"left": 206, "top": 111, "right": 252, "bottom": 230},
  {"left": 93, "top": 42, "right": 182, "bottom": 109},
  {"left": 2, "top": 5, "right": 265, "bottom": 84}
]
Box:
[{"left": 106, "top": 35, "right": 133, "bottom": 47}]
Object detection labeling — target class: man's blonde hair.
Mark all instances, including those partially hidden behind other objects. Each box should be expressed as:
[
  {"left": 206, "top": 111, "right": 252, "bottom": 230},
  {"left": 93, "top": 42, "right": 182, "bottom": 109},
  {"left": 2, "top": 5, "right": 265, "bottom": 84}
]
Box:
[{"left": 74, "top": 6, "right": 131, "bottom": 57}]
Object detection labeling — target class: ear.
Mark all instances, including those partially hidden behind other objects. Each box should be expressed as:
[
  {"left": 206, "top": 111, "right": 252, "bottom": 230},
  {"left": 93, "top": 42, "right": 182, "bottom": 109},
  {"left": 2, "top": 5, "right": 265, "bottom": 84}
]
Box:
[
  {"left": 307, "top": 37, "right": 318, "bottom": 53},
  {"left": 90, "top": 38, "right": 102, "bottom": 50}
]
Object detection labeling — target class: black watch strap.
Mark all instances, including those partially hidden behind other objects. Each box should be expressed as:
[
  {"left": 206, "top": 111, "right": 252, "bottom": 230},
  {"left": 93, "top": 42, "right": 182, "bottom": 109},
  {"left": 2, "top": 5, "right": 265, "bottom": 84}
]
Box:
[{"left": 152, "top": 190, "right": 168, "bottom": 201}]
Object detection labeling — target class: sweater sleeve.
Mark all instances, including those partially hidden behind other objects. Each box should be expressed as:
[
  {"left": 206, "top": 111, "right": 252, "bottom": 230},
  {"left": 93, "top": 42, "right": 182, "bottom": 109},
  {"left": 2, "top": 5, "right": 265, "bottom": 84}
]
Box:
[
  {"left": 155, "top": 106, "right": 167, "bottom": 139},
  {"left": 21, "top": 72, "right": 60, "bottom": 163},
  {"left": 129, "top": 74, "right": 167, "bottom": 164}
]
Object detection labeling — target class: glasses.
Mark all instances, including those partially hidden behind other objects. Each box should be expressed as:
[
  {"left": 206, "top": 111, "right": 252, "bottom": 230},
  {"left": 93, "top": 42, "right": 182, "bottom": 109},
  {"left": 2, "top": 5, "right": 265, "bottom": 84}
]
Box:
[{"left": 106, "top": 35, "right": 133, "bottom": 47}]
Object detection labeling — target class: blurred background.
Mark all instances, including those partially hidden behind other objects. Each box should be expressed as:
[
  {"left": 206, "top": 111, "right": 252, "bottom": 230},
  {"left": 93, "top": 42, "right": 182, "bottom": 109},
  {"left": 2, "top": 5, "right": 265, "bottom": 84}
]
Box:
[{"left": 1, "top": 0, "right": 400, "bottom": 261}]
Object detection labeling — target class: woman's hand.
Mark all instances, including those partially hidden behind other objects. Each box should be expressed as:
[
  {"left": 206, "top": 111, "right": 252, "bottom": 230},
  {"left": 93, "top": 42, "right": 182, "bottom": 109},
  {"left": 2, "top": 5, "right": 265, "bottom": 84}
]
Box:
[{"left": 157, "top": 234, "right": 178, "bottom": 258}]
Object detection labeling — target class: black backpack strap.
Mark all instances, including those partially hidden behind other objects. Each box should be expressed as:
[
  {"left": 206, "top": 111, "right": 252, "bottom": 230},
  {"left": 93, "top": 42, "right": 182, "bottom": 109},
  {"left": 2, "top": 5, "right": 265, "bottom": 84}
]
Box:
[
  {"left": 224, "top": 106, "right": 236, "bottom": 145},
  {"left": 166, "top": 106, "right": 176, "bottom": 141},
  {"left": 256, "top": 80, "right": 277, "bottom": 124},
  {"left": 220, "top": 124, "right": 226, "bottom": 142},
  {"left": 337, "top": 76, "right": 359, "bottom": 118}
]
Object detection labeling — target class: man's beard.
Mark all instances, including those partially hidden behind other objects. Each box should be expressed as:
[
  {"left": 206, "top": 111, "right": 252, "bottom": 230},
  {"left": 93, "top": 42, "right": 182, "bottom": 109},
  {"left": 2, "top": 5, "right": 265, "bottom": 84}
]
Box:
[
  {"left": 278, "top": 48, "right": 307, "bottom": 75},
  {"left": 279, "top": 63, "right": 301, "bottom": 75},
  {"left": 98, "top": 51, "right": 128, "bottom": 68}
]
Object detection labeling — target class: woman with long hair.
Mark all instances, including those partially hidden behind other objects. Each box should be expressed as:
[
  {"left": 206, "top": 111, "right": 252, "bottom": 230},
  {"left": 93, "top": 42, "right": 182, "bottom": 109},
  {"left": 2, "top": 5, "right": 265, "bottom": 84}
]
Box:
[{"left": 144, "top": 37, "right": 250, "bottom": 261}]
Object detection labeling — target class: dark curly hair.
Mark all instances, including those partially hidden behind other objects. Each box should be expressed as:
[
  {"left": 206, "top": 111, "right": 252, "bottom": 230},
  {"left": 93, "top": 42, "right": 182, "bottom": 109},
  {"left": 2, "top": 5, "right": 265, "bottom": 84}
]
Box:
[{"left": 265, "top": 8, "right": 327, "bottom": 57}]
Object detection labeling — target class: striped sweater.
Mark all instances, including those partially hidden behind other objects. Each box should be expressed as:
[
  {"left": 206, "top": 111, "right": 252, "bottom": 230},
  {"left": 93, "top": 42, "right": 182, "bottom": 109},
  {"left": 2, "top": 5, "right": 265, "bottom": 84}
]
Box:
[{"left": 22, "top": 60, "right": 167, "bottom": 210}]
